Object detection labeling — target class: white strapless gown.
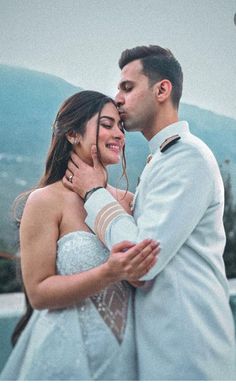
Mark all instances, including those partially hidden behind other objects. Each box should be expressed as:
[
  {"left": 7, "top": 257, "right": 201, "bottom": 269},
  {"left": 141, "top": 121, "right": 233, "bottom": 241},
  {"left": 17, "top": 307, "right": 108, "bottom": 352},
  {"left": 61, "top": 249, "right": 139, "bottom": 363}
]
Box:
[{"left": 0, "top": 231, "right": 137, "bottom": 380}]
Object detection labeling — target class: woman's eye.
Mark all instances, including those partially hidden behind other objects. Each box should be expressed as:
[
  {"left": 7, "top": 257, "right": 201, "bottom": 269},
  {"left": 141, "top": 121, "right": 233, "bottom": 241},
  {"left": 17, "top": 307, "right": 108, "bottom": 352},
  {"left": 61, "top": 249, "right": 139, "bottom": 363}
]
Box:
[{"left": 101, "top": 123, "right": 112, "bottom": 129}]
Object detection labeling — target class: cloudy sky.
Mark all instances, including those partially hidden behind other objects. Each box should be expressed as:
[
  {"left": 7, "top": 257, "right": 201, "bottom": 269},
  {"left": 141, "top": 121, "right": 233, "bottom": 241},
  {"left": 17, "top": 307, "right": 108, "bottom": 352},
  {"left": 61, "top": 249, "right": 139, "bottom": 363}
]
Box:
[{"left": 1, "top": 0, "right": 236, "bottom": 119}]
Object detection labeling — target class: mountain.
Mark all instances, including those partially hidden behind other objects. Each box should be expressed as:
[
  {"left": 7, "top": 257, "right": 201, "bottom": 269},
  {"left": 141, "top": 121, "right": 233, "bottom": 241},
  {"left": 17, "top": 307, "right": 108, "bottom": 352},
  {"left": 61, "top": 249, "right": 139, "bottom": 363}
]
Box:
[{"left": 0, "top": 64, "right": 236, "bottom": 252}]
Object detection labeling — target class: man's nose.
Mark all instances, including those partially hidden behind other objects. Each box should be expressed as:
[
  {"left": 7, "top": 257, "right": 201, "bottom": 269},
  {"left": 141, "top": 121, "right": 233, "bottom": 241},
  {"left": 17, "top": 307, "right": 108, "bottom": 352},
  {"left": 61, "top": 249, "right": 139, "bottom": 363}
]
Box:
[{"left": 115, "top": 91, "right": 124, "bottom": 107}]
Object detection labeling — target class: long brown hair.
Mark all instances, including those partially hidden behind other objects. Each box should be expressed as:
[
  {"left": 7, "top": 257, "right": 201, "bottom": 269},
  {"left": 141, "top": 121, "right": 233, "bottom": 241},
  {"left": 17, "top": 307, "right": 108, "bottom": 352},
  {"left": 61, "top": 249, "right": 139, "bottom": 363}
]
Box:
[{"left": 12, "top": 90, "right": 128, "bottom": 346}]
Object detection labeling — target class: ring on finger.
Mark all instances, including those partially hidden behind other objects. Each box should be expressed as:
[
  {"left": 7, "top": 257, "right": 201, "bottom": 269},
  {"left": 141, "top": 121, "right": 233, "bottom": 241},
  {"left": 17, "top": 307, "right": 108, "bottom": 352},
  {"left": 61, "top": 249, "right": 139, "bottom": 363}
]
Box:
[{"left": 68, "top": 174, "right": 73, "bottom": 183}]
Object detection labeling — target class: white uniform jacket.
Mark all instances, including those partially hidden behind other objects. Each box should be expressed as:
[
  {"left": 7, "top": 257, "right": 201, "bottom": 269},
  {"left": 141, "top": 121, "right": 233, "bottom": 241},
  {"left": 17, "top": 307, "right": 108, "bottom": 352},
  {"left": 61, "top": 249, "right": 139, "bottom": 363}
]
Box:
[{"left": 85, "top": 121, "right": 236, "bottom": 380}]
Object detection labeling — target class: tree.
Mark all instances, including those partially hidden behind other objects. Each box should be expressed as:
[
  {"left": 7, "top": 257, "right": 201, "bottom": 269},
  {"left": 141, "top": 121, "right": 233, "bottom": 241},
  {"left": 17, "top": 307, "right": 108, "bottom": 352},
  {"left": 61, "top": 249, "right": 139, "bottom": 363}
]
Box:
[
  {"left": 0, "top": 256, "right": 21, "bottom": 293},
  {"left": 221, "top": 161, "right": 236, "bottom": 278}
]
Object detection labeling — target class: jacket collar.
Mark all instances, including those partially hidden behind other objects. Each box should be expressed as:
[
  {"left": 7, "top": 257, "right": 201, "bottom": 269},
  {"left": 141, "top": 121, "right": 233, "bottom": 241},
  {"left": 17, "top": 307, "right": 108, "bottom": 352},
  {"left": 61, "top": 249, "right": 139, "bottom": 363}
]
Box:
[{"left": 149, "top": 121, "right": 189, "bottom": 155}]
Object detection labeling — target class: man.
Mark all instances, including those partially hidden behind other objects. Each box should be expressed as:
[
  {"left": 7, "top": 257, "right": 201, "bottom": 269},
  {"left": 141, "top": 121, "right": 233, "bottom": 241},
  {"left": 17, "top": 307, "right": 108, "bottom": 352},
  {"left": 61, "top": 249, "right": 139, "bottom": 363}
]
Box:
[{"left": 64, "top": 45, "right": 236, "bottom": 380}]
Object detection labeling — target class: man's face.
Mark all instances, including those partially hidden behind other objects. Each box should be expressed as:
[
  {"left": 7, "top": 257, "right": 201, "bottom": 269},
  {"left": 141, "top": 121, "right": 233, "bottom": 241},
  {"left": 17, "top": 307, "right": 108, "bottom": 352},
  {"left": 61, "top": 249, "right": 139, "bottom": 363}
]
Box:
[{"left": 115, "top": 59, "right": 157, "bottom": 138}]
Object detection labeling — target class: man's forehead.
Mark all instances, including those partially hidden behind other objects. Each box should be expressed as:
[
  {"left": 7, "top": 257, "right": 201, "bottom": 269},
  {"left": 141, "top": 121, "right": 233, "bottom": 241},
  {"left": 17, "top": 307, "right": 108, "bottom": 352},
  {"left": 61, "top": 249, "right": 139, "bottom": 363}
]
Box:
[
  {"left": 118, "top": 60, "right": 143, "bottom": 84},
  {"left": 121, "top": 59, "right": 142, "bottom": 76}
]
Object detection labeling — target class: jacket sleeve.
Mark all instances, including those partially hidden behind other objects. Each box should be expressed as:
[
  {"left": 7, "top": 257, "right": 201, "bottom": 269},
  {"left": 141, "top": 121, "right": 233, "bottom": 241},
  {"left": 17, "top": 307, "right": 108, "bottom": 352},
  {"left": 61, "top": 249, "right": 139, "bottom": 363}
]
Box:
[{"left": 85, "top": 145, "right": 214, "bottom": 280}]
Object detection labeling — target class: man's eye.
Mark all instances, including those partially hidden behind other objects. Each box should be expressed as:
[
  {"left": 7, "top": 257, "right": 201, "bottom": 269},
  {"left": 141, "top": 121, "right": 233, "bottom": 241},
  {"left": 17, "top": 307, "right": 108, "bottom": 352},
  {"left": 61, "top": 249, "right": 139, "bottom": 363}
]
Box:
[
  {"left": 124, "top": 85, "right": 132, "bottom": 92},
  {"left": 121, "top": 83, "right": 132, "bottom": 92},
  {"left": 119, "top": 122, "right": 125, "bottom": 133}
]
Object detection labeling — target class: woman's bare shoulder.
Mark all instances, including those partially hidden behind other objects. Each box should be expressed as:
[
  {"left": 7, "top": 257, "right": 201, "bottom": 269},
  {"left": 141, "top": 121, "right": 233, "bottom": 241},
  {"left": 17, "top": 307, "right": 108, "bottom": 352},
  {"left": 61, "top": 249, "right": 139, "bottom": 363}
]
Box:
[
  {"left": 23, "top": 182, "right": 64, "bottom": 218},
  {"left": 27, "top": 183, "right": 60, "bottom": 203}
]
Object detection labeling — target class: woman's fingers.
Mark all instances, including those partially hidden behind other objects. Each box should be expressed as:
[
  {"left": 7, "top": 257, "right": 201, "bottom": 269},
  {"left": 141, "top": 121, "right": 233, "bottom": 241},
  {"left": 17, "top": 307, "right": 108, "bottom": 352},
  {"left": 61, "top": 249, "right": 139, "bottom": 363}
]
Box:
[
  {"left": 125, "top": 239, "right": 159, "bottom": 259},
  {"left": 111, "top": 240, "right": 136, "bottom": 253},
  {"left": 124, "top": 241, "right": 160, "bottom": 279},
  {"left": 109, "top": 238, "right": 160, "bottom": 281},
  {"left": 133, "top": 244, "right": 160, "bottom": 265},
  {"left": 136, "top": 256, "right": 158, "bottom": 279}
]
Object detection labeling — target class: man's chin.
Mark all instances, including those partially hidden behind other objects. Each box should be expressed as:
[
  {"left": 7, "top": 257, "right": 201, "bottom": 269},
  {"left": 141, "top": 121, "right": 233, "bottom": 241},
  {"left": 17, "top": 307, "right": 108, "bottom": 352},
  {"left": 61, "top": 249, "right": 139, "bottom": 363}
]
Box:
[
  {"left": 124, "top": 125, "right": 140, "bottom": 132},
  {"left": 123, "top": 120, "right": 141, "bottom": 133}
]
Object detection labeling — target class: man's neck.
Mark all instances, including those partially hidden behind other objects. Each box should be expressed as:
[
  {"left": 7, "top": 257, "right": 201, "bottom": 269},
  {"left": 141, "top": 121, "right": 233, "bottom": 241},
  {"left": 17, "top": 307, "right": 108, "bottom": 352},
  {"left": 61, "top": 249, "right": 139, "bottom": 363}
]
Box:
[{"left": 144, "top": 109, "right": 179, "bottom": 141}]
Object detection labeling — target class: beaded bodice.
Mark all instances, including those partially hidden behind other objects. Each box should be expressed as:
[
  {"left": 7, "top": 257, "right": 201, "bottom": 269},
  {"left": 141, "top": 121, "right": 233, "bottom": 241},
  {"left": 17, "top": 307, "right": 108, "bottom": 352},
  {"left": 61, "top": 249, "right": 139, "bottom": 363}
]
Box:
[{"left": 57, "top": 231, "right": 130, "bottom": 343}]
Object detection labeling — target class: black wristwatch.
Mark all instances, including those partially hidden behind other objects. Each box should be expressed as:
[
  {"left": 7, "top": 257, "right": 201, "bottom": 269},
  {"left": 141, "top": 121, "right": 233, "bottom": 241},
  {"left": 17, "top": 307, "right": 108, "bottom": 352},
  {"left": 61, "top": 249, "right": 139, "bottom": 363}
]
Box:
[{"left": 83, "top": 186, "right": 104, "bottom": 203}]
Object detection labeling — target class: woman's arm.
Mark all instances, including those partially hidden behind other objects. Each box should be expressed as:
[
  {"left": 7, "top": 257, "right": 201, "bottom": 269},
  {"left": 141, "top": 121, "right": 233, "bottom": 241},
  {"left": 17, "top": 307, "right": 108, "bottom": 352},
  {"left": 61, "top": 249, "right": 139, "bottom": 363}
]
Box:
[{"left": 20, "top": 189, "right": 158, "bottom": 310}]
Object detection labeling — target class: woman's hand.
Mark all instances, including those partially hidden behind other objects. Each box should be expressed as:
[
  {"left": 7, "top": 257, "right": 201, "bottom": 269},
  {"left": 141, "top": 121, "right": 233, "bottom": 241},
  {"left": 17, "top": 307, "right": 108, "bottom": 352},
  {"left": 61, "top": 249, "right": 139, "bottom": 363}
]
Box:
[
  {"left": 105, "top": 239, "right": 160, "bottom": 282},
  {"left": 128, "top": 280, "right": 146, "bottom": 288}
]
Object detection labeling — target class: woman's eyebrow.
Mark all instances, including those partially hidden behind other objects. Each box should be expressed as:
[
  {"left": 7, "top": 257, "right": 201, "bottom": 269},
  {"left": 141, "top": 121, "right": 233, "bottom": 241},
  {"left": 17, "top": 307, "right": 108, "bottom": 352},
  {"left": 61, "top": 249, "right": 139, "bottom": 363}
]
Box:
[
  {"left": 99, "top": 116, "right": 115, "bottom": 122},
  {"left": 100, "top": 116, "right": 123, "bottom": 125}
]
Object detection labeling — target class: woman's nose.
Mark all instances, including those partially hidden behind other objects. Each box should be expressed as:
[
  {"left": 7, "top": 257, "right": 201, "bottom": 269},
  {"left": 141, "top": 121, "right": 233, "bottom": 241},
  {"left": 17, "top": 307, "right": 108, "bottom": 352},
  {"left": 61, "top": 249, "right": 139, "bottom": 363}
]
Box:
[{"left": 113, "top": 124, "right": 124, "bottom": 139}]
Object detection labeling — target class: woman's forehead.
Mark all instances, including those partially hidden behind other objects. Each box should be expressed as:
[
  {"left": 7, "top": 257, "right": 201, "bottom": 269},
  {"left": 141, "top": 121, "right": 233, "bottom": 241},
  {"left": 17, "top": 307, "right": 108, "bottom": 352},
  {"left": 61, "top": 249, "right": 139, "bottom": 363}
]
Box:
[{"left": 101, "top": 102, "right": 119, "bottom": 115}]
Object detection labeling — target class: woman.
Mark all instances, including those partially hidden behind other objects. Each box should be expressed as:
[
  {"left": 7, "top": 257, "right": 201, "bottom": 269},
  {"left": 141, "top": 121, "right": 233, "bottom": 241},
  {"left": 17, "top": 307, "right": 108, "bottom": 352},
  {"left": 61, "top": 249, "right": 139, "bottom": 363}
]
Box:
[{"left": 0, "top": 91, "right": 159, "bottom": 381}]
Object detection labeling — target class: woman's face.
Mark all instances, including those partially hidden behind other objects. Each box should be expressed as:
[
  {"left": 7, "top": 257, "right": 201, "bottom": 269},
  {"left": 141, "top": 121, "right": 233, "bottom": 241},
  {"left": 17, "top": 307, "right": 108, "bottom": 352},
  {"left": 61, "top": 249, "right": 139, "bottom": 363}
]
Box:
[{"left": 75, "top": 102, "right": 125, "bottom": 166}]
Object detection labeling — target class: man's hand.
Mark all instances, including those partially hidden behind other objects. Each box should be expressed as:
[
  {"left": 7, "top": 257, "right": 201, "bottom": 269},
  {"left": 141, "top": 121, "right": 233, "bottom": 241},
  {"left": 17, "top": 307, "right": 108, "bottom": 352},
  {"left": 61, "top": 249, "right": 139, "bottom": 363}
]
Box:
[{"left": 63, "top": 145, "right": 106, "bottom": 199}]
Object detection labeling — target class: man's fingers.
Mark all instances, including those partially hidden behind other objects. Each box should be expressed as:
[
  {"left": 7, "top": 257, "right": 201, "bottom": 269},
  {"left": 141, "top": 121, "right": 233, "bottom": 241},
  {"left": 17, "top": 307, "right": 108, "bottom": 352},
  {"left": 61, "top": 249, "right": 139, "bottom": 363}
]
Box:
[
  {"left": 67, "top": 159, "right": 79, "bottom": 174},
  {"left": 62, "top": 175, "right": 74, "bottom": 190},
  {"left": 71, "top": 151, "right": 83, "bottom": 168},
  {"left": 91, "top": 145, "right": 100, "bottom": 168}
]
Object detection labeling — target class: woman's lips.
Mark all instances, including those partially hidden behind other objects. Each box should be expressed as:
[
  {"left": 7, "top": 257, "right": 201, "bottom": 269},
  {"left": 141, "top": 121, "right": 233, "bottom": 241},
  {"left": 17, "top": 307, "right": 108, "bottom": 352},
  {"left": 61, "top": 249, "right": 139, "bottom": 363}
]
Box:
[{"left": 106, "top": 143, "right": 122, "bottom": 153}]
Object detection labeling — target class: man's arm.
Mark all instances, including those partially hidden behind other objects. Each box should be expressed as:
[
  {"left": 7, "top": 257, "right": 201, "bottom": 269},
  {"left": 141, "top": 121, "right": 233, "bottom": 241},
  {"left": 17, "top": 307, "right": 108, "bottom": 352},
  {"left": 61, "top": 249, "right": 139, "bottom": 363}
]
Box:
[{"left": 85, "top": 145, "right": 214, "bottom": 281}]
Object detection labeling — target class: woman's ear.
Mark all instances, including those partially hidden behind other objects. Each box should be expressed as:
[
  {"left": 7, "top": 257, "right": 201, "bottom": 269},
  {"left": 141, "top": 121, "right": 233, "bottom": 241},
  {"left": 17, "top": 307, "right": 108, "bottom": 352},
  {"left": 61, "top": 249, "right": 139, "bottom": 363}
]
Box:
[
  {"left": 154, "top": 79, "right": 172, "bottom": 103},
  {"left": 66, "top": 131, "right": 80, "bottom": 145}
]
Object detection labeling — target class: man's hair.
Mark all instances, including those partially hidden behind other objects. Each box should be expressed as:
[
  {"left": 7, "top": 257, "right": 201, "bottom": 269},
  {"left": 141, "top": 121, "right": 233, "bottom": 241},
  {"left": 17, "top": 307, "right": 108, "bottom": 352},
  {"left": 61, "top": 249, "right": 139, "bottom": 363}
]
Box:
[{"left": 119, "top": 45, "right": 183, "bottom": 108}]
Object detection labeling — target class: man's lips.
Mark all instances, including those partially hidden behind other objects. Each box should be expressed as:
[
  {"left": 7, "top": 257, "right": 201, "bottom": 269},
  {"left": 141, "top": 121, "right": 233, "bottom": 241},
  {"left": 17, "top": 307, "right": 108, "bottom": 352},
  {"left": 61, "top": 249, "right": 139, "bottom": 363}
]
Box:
[{"left": 119, "top": 111, "right": 127, "bottom": 120}]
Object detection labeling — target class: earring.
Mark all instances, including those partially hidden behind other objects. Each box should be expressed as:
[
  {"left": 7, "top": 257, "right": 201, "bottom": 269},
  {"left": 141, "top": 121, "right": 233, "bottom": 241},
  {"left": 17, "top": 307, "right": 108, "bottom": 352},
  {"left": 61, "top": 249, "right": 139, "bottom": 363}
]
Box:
[{"left": 73, "top": 137, "right": 79, "bottom": 145}]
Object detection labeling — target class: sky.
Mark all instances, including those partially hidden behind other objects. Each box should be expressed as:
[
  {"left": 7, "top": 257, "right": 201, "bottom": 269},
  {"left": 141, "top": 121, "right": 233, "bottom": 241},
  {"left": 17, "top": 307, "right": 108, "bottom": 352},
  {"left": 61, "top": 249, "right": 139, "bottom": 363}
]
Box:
[{"left": 1, "top": 0, "right": 236, "bottom": 119}]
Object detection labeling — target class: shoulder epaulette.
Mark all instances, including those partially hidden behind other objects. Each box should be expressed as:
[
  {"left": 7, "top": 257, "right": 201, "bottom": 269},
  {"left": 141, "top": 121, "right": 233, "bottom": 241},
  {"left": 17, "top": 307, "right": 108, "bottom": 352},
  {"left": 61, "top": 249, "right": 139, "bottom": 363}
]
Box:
[{"left": 160, "top": 134, "right": 181, "bottom": 153}]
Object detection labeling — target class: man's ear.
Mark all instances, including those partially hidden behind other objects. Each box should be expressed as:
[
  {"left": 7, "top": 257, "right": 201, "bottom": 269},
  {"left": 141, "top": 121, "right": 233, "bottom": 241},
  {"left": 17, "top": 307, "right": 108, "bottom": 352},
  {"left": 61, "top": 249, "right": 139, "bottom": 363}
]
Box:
[
  {"left": 66, "top": 131, "right": 80, "bottom": 145},
  {"left": 154, "top": 79, "right": 172, "bottom": 103}
]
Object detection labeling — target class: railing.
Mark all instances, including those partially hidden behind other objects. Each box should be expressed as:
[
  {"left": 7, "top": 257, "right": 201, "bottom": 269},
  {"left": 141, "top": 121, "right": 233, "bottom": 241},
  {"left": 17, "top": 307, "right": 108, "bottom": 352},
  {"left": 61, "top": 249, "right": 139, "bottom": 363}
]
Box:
[{"left": 1, "top": 281, "right": 236, "bottom": 373}]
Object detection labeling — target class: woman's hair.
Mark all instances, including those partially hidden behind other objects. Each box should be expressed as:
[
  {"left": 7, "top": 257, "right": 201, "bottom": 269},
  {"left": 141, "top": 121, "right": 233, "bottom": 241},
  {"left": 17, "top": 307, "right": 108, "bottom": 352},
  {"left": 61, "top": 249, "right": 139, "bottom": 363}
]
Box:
[{"left": 12, "top": 90, "right": 128, "bottom": 346}]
